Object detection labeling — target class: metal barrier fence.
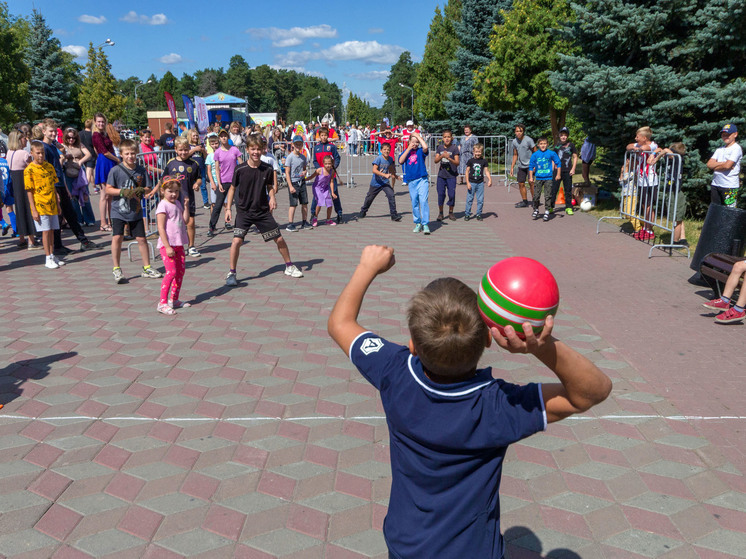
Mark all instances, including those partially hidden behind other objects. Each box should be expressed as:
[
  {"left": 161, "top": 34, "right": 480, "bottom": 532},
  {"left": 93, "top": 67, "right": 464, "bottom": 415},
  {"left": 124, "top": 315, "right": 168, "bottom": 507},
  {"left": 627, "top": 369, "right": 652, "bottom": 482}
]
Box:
[
  {"left": 597, "top": 150, "right": 689, "bottom": 258},
  {"left": 301, "top": 135, "right": 509, "bottom": 188}
]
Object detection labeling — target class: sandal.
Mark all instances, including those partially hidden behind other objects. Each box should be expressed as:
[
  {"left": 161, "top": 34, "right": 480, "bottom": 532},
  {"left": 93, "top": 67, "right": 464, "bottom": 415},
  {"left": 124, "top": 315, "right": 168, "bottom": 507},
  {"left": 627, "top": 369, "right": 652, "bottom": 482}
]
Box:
[
  {"left": 157, "top": 303, "right": 176, "bottom": 315},
  {"left": 99, "top": 225, "right": 112, "bottom": 232}
]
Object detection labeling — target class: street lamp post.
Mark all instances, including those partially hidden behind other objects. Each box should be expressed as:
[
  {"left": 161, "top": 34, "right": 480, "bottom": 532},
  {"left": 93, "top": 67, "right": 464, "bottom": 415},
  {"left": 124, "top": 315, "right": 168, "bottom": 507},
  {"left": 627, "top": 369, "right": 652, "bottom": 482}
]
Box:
[
  {"left": 309, "top": 95, "right": 321, "bottom": 124},
  {"left": 399, "top": 83, "right": 414, "bottom": 123},
  {"left": 97, "top": 38, "right": 115, "bottom": 48},
  {"left": 134, "top": 79, "right": 152, "bottom": 101}
]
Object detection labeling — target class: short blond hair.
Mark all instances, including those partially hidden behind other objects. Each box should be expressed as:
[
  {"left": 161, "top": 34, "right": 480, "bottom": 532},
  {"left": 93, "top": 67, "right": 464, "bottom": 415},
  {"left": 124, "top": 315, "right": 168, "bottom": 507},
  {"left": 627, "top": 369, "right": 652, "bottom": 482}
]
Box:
[
  {"left": 174, "top": 136, "right": 189, "bottom": 149},
  {"left": 636, "top": 126, "right": 653, "bottom": 140}
]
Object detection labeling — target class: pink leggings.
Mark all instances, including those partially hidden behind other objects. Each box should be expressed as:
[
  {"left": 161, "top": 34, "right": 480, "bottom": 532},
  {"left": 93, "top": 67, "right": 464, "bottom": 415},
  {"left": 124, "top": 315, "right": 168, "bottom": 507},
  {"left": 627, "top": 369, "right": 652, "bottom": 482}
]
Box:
[{"left": 159, "top": 246, "right": 185, "bottom": 305}]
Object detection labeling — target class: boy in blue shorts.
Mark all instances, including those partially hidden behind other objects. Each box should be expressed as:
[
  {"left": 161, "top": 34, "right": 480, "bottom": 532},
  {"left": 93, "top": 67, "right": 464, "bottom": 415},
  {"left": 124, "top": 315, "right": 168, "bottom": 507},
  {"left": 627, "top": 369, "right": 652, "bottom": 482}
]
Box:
[
  {"left": 328, "top": 245, "right": 612, "bottom": 559},
  {"left": 358, "top": 143, "right": 401, "bottom": 221},
  {"left": 529, "top": 136, "right": 561, "bottom": 221}
]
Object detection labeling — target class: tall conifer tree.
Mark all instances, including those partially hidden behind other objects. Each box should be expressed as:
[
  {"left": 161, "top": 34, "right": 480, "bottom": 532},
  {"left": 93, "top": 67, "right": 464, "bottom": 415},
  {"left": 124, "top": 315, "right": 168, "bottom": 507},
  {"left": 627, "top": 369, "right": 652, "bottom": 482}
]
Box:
[
  {"left": 444, "top": 0, "right": 511, "bottom": 133},
  {"left": 26, "top": 9, "right": 75, "bottom": 124},
  {"left": 551, "top": 0, "right": 746, "bottom": 213}
]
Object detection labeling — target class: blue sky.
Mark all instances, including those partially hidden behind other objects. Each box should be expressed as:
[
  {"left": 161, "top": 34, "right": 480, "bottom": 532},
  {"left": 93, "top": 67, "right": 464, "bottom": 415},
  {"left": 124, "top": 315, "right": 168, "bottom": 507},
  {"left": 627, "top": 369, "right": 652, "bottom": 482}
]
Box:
[{"left": 14, "top": 1, "right": 443, "bottom": 108}]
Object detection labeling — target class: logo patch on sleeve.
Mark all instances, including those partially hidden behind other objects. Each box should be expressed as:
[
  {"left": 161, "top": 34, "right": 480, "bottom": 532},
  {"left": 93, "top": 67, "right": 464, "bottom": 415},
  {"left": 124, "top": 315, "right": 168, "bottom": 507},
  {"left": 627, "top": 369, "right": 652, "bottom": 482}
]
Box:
[{"left": 360, "top": 338, "right": 384, "bottom": 355}]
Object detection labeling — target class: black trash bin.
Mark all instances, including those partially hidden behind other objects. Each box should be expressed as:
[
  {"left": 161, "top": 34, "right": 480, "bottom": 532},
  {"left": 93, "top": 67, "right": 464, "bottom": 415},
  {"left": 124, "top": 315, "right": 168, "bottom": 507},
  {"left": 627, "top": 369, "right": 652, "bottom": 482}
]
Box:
[{"left": 691, "top": 204, "right": 746, "bottom": 272}]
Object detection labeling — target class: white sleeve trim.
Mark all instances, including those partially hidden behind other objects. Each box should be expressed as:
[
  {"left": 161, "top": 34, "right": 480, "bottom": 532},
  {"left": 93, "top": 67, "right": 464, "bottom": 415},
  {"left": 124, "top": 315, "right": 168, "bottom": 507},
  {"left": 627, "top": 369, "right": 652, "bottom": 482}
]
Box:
[
  {"left": 348, "top": 331, "right": 373, "bottom": 361},
  {"left": 537, "top": 383, "right": 548, "bottom": 431}
]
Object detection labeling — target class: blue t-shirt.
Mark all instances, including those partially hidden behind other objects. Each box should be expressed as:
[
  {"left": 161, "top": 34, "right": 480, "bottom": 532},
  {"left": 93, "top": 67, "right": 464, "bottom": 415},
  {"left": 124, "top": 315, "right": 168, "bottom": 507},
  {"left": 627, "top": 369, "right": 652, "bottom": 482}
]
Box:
[
  {"left": 401, "top": 147, "right": 428, "bottom": 182},
  {"left": 370, "top": 154, "right": 394, "bottom": 187},
  {"left": 0, "top": 157, "right": 10, "bottom": 200},
  {"left": 528, "top": 149, "right": 561, "bottom": 181},
  {"left": 349, "top": 331, "right": 546, "bottom": 559}
]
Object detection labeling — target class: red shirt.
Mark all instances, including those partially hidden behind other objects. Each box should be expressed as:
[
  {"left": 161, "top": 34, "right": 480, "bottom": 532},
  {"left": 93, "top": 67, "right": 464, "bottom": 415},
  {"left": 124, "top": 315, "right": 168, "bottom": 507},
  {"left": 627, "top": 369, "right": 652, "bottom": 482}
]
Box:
[{"left": 378, "top": 136, "right": 399, "bottom": 153}]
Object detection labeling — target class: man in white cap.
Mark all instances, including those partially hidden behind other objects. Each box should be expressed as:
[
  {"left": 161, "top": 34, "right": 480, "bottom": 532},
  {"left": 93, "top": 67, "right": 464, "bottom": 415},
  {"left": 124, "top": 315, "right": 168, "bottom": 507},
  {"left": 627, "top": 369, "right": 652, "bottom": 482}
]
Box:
[{"left": 707, "top": 123, "right": 742, "bottom": 207}]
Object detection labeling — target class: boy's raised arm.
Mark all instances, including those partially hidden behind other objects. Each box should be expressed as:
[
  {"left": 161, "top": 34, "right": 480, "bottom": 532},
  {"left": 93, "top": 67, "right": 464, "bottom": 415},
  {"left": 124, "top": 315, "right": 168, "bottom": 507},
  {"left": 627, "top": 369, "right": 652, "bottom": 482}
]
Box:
[
  {"left": 328, "top": 245, "right": 396, "bottom": 353},
  {"left": 491, "top": 317, "right": 612, "bottom": 424}
]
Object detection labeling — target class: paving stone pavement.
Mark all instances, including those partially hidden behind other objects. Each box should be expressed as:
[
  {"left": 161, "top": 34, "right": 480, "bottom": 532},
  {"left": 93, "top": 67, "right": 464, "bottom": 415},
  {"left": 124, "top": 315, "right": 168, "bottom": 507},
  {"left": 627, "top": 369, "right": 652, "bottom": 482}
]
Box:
[{"left": 1, "top": 176, "right": 745, "bottom": 558}]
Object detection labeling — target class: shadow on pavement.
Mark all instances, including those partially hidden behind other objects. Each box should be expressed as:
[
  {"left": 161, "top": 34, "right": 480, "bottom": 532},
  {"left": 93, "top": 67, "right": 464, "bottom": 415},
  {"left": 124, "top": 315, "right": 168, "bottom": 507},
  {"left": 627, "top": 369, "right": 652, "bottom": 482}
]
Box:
[
  {"left": 504, "top": 526, "right": 582, "bottom": 559},
  {"left": 0, "top": 352, "right": 78, "bottom": 407}
]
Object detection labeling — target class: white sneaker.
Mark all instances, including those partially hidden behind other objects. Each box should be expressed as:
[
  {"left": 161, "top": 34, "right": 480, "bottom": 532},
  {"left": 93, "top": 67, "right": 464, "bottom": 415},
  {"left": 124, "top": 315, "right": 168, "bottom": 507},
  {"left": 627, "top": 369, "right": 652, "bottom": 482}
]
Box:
[
  {"left": 225, "top": 272, "right": 238, "bottom": 286},
  {"left": 284, "top": 264, "right": 303, "bottom": 278},
  {"left": 187, "top": 246, "right": 201, "bottom": 257},
  {"left": 53, "top": 255, "right": 66, "bottom": 266},
  {"left": 45, "top": 256, "right": 59, "bottom": 269}
]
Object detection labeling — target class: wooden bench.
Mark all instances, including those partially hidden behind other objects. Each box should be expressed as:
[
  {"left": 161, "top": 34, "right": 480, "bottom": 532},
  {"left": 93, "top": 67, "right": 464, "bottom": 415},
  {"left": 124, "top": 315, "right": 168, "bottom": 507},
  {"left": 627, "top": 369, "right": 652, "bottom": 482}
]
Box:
[{"left": 700, "top": 253, "right": 745, "bottom": 296}]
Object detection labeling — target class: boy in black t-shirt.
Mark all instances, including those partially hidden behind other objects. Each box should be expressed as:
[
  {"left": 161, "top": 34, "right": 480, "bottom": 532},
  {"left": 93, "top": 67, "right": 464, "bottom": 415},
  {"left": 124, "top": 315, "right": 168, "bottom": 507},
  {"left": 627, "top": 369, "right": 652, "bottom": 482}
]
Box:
[
  {"left": 552, "top": 127, "right": 578, "bottom": 214},
  {"left": 464, "top": 143, "right": 492, "bottom": 221},
  {"left": 223, "top": 134, "right": 303, "bottom": 287},
  {"left": 164, "top": 137, "right": 201, "bottom": 256}
]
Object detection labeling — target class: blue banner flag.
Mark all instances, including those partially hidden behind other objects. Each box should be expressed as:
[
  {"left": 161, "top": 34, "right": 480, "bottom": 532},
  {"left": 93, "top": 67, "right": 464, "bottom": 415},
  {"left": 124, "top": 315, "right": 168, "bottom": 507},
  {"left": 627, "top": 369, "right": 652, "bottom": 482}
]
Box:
[{"left": 182, "top": 95, "right": 196, "bottom": 130}]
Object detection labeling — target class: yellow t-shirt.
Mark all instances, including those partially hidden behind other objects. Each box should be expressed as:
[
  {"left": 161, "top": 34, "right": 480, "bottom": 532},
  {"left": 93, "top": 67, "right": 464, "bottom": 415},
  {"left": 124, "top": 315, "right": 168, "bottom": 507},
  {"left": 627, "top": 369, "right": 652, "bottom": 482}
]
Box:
[{"left": 24, "top": 161, "right": 59, "bottom": 215}]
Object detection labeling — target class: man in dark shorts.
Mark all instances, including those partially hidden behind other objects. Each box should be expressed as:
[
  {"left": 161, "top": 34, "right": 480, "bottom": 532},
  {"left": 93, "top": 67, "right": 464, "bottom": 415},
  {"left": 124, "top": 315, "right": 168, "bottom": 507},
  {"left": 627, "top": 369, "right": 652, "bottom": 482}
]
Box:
[
  {"left": 510, "top": 124, "right": 536, "bottom": 208},
  {"left": 223, "top": 134, "right": 304, "bottom": 287}
]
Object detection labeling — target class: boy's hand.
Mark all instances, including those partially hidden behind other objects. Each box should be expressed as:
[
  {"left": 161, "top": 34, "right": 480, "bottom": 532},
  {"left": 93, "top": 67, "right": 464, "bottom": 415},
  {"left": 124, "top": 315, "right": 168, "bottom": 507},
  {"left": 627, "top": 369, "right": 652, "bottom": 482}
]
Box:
[
  {"left": 491, "top": 314, "right": 555, "bottom": 355},
  {"left": 225, "top": 208, "right": 232, "bottom": 222},
  {"left": 269, "top": 195, "right": 277, "bottom": 212},
  {"left": 359, "top": 245, "right": 395, "bottom": 276},
  {"left": 32, "top": 209, "right": 40, "bottom": 222}
]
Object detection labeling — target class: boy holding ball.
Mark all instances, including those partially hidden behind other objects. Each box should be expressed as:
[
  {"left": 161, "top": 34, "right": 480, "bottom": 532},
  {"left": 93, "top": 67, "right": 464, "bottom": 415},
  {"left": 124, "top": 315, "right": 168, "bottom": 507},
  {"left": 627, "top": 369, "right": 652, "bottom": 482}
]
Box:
[{"left": 328, "top": 245, "right": 612, "bottom": 559}]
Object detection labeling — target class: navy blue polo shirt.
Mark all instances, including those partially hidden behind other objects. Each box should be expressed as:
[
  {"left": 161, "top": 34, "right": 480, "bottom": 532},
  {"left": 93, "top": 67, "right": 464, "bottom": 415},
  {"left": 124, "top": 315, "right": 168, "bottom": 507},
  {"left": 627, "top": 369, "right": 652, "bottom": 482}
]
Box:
[{"left": 349, "top": 331, "right": 546, "bottom": 559}]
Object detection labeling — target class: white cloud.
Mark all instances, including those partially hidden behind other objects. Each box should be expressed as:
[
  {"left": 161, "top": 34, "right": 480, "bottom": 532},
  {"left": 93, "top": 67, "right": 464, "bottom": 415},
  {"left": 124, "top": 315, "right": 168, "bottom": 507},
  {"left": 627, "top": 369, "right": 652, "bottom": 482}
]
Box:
[
  {"left": 275, "top": 40, "right": 406, "bottom": 67},
  {"left": 62, "top": 45, "right": 87, "bottom": 59},
  {"left": 368, "top": 28, "right": 384, "bottom": 34},
  {"left": 359, "top": 91, "right": 384, "bottom": 108},
  {"left": 121, "top": 11, "right": 169, "bottom": 25},
  {"left": 246, "top": 24, "right": 337, "bottom": 48},
  {"left": 347, "top": 70, "right": 390, "bottom": 80},
  {"left": 78, "top": 14, "right": 106, "bottom": 24},
  {"left": 159, "top": 53, "right": 183, "bottom": 64},
  {"left": 269, "top": 65, "right": 325, "bottom": 79}
]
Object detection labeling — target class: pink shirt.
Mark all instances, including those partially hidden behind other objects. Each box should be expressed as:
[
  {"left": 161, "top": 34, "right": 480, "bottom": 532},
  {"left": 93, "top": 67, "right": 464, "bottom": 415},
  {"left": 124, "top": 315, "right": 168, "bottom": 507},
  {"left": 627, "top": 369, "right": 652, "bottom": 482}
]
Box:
[
  {"left": 6, "top": 150, "right": 31, "bottom": 171},
  {"left": 213, "top": 146, "right": 242, "bottom": 184},
  {"left": 156, "top": 199, "right": 188, "bottom": 248}
]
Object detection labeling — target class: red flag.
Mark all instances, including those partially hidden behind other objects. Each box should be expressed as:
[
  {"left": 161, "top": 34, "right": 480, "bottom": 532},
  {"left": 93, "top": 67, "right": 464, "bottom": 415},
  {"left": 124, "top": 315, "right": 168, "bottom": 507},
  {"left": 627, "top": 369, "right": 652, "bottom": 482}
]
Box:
[{"left": 164, "top": 91, "right": 178, "bottom": 127}]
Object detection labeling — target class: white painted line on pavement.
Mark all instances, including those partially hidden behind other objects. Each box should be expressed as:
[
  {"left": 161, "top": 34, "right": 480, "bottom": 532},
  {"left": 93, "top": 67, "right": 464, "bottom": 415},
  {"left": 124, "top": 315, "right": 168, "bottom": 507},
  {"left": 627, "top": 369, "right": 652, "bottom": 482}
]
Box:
[{"left": 0, "top": 414, "right": 745, "bottom": 423}]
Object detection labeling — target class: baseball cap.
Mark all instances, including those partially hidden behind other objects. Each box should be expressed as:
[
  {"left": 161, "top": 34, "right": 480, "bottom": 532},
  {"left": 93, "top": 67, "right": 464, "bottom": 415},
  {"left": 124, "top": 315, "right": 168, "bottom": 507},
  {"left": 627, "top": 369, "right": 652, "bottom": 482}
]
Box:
[
  {"left": 218, "top": 129, "right": 229, "bottom": 136},
  {"left": 292, "top": 135, "right": 303, "bottom": 143},
  {"left": 406, "top": 120, "right": 414, "bottom": 126},
  {"left": 720, "top": 123, "right": 738, "bottom": 134},
  {"left": 559, "top": 127, "right": 569, "bottom": 134}
]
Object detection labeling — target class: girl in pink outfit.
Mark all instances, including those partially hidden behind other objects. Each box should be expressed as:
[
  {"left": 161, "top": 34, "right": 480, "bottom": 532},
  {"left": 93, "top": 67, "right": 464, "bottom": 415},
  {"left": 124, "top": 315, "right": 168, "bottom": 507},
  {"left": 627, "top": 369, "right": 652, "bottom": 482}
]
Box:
[
  {"left": 308, "top": 155, "right": 340, "bottom": 227},
  {"left": 156, "top": 178, "right": 190, "bottom": 315}
]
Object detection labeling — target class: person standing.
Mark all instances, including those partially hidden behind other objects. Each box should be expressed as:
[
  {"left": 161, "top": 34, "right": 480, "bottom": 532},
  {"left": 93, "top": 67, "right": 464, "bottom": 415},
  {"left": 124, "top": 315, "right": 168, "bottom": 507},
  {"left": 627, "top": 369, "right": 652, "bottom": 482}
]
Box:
[
  {"left": 6, "top": 130, "right": 40, "bottom": 250},
  {"left": 399, "top": 131, "right": 430, "bottom": 234},
  {"left": 458, "top": 125, "right": 478, "bottom": 186},
  {"left": 552, "top": 127, "right": 578, "bottom": 215},
  {"left": 79, "top": 119, "right": 96, "bottom": 187},
  {"left": 707, "top": 123, "right": 742, "bottom": 207},
  {"left": 93, "top": 113, "right": 118, "bottom": 231},
  {"left": 434, "top": 130, "right": 460, "bottom": 221},
  {"left": 158, "top": 122, "right": 177, "bottom": 150},
  {"left": 510, "top": 125, "right": 536, "bottom": 208}
]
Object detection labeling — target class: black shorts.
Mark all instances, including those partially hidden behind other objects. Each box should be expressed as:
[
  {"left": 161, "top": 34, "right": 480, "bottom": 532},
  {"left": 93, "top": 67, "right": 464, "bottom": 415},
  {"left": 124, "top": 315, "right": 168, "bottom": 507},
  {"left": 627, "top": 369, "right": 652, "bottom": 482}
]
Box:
[
  {"left": 288, "top": 180, "right": 309, "bottom": 207},
  {"left": 711, "top": 186, "right": 738, "bottom": 207},
  {"left": 517, "top": 167, "right": 529, "bottom": 183},
  {"left": 181, "top": 191, "right": 197, "bottom": 215},
  {"left": 636, "top": 186, "right": 658, "bottom": 207},
  {"left": 234, "top": 212, "right": 280, "bottom": 242},
  {"left": 112, "top": 218, "right": 146, "bottom": 238}
]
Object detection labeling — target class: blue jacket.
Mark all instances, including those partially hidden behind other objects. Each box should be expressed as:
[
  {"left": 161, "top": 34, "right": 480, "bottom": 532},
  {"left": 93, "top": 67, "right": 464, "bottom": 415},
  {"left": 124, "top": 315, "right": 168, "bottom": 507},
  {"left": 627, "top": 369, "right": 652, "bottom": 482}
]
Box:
[
  {"left": 312, "top": 141, "right": 340, "bottom": 169},
  {"left": 529, "top": 149, "right": 560, "bottom": 181}
]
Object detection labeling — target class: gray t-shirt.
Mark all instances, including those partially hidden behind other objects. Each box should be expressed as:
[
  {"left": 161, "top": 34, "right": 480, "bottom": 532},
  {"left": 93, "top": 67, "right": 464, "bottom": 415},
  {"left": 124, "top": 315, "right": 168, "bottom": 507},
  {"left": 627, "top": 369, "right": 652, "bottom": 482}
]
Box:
[
  {"left": 106, "top": 163, "right": 149, "bottom": 222},
  {"left": 285, "top": 152, "right": 307, "bottom": 184},
  {"left": 512, "top": 136, "right": 536, "bottom": 168}
]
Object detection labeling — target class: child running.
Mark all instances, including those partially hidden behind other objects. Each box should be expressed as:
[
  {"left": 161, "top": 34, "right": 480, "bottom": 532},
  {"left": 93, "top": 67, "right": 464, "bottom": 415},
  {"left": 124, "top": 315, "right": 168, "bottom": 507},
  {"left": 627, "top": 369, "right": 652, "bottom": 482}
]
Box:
[
  {"left": 358, "top": 142, "right": 401, "bottom": 221},
  {"left": 464, "top": 143, "right": 492, "bottom": 221},
  {"left": 327, "top": 244, "right": 612, "bottom": 559},
  {"left": 308, "top": 155, "right": 339, "bottom": 227},
  {"left": 223, "top": 134, "right": 303, "bottom": 286},
  {"left": 155, "top": 177, "right": 190, "bottom": 315}
]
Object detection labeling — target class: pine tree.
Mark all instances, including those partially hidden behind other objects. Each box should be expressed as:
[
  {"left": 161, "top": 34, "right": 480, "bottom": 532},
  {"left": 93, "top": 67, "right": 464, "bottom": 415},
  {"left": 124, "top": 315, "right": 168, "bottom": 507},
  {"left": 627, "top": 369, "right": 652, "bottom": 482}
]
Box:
[
  {"left": 550, "top": 0, "right": 746, "bottom": 215},
  {"left": 443, "top": 0, "right": 512, "bottom": 134},
  {"left": 26, "top": 9, "right": 75, "bottom": 125},
  {"left": 474, "top": 0, "right": 575, "bottom": 141},
  {"left": 78, "top": 43, "right": 126, "bottom": 123},
  {"left": 415, "top": 0, "right": 462, "bottom": 125},
  {"left": 0, "top": 3, "right": 31, "bottom": 128},
  {"left": 158, "top": 71, "right": 181, "bottom": 110}
]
